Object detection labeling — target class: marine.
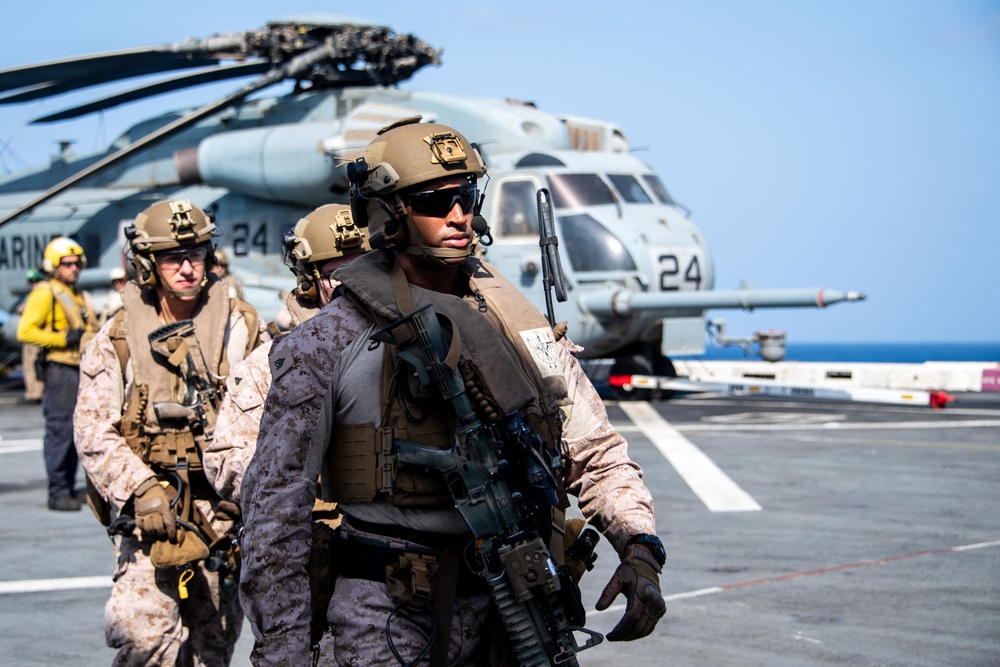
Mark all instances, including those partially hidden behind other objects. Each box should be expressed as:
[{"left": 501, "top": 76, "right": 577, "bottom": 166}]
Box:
[
  {"left": 205, "top": 204, "right": 369, "bottom": 664},
  {"left": 74, "top": 199, "right": 264, "bottom": 666},
  {"left": 237, "top": 117, "right": 667, "bottom": 666},
  {"left": 206, "top": 202, "right": 370, "bottom": 503}
]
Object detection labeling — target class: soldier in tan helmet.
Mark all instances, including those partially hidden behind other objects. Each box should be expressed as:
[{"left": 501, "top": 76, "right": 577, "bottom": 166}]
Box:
[
  {"left": 271, "top": 203, "right": 371, "bottom": 332},
  {"left": 74, "top": 199, "right": 264, "bottom": 666},
  {"left": 206, "top": 203, "right": 369, "bottom": 502},
  {"left": 237, "top": 117, "right": 666, "bottom": 667},
  {"left": 211, "top": 248, "right": 246, "bottom": 301},
  {"left": 203, "top": 204, "right": 368, "bottom": 665}
]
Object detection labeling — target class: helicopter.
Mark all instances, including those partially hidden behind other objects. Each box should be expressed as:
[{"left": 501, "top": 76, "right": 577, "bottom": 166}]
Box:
[{"left": 0, "top": 16, "right": 865, "bottom": 384}]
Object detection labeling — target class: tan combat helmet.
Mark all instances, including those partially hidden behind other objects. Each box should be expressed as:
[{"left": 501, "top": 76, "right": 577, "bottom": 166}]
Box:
[
  {"left": 283, "top": 204, "right": 370, "bottom": 302},
  {"left": 347, "top": 115, "right": 489, "bottom": 265},
  {"left": 126, "top": 199, "right": 217, "bottom": 293},
  {"left": 214, "top": 248, "right": 231, "bottom": 269}
]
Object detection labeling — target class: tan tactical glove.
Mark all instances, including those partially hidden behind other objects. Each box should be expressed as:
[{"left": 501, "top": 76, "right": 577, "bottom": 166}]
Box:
[
  {"left": 133, "top": 477, "right": 177, "bottom": 543},
  {"left": 595, "top": 544, "right": 666, "bottom": 641}
]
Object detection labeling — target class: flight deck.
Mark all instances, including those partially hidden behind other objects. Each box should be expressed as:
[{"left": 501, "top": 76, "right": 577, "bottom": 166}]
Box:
[{"left": 1, "top": 387, "right": 997, "bottom": 666}]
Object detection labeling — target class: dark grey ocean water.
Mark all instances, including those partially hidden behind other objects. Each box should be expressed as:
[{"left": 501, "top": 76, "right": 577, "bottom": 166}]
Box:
[{"left": 687, "top": 341, "right": 1000, "bottom": 363}]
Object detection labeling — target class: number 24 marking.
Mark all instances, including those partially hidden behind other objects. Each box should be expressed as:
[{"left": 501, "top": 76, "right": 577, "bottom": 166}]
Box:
[
  {"left": 232, "top": 223, "right": 268, "bottom": 256},
  {"left": 658, "top": 254, "right": 702, "bottom": 290}
]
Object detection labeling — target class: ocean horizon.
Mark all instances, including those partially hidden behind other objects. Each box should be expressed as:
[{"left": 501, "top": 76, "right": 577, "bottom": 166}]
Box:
[{"left": 684, "top": 341, "right": 1000, "bottom": 364}]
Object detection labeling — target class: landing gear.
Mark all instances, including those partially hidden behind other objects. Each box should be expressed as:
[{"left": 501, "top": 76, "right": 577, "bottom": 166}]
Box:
[
  {"left": 606, "top": 345, "right": 677, "bottom": 401},
  {"left": 609, "top": 353, "right": 653, "bottom": 401}
]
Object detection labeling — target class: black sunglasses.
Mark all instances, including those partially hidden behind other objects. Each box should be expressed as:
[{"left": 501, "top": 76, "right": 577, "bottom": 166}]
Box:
[{"left": 405, "top": 184, "right": 477, "bottom": 218}]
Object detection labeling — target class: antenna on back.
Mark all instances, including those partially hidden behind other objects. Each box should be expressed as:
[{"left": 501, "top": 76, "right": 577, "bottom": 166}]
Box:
[{"left": 536, "top": 188, "right": 568, "bottom": 327}]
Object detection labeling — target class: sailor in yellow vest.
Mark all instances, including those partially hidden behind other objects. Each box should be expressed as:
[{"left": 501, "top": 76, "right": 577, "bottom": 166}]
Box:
[
  {"left": 237, "top": 118, "right": 666, "bottom": 667},
  {"left": 17, "top": 237, "right": 98, "bottom": 511},
  {"left": 74, "top": 200, "right": 264, "bottom": 667}
]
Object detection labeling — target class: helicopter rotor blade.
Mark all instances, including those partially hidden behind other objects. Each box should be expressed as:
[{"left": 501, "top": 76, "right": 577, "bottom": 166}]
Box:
[
  {"left": 0, "top": 57, "right": 222, "bottom": 105},
  {"left": 0, "top": 37, "right": 246, "bottom": 95},
  {"left": 0, "top": 40, "right": 337, "bottom": 229},
  {"left": 28, "top": 61, "right": 272, "bottom": 123}
]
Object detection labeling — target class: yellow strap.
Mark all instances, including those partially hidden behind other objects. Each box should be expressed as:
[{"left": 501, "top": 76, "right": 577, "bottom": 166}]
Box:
[{"left": 178, "top": 568, "right": 194, "bottom": 600}]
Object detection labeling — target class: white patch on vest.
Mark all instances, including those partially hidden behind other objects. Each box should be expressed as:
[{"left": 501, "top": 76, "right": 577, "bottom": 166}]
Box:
[{"left": 519, "top": 327, "right": 564, "bottom": 378}]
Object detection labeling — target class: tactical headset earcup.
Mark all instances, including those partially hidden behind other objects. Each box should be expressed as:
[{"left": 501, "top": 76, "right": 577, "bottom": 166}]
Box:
[
  {"left": 134, "top": 254, "right": 158, "bottom": 288},
  {"left": 382, "top": 218, "right": 407, "bottom": 247},
  {"left": 298, "top": 275, "right": 318, "bottom": 302},
  {"left": 368, "top": 217, "right": 407, "bottom": 251}
]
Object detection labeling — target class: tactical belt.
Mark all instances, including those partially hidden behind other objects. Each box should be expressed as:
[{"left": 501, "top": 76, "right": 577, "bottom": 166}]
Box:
[{"left": 337, "top": 517, "right": 485, "bottom": 596}]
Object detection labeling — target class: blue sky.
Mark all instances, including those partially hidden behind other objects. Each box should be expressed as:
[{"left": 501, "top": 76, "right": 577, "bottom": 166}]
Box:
[{"left": 1, "top": 1, "right": 997, "bottom": 343}]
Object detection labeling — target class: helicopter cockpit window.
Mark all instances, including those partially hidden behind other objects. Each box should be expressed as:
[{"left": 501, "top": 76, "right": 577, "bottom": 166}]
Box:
[
  {"left": 608, "top": 174, "right": 653, "bottom": 204},
  {"left": 497, "top": 181, "right": 539, "bottom": 236},
  {"left": 558, "top": 213, "right": 637, "bottom": 272},
  {"left": 547, "top": 174, "right": 616, "bottom": 209},
  {"left": 641, "top": 174, "right": 677, "bottom": 206}
]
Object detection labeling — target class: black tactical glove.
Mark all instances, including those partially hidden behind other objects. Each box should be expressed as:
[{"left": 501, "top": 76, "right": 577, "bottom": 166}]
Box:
[
  {"left": 595, "top": 543, "right": 666, "bottom": 641},
  {"left": 64, "top": 329, "right": 84, "bottom": 348},
  {"left": 133, "top": 477, "right": 177, "bottom": 543}
]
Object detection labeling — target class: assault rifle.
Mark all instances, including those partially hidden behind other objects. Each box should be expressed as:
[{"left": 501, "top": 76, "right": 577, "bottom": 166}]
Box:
[
  {"left": 371, "top": 304, "right": 602, "bottom": 667},
  {"left": 148, "top": 319, "right": 221, "bottom": 442}
]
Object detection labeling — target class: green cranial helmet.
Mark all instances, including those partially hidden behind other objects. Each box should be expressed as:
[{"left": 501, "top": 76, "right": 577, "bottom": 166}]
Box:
[
  {"left": 126, "top": 199, "right": 217, "bottom": 293},
  {"left": 348, "top": 116, "right": 488, "bottom": 264},
  {"left": 283, "top": 204, "right": 369, "bottom": 302}
]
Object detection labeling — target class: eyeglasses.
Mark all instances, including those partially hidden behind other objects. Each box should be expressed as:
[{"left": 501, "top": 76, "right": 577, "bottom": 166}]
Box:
[
  {"left": 157, "top": 246, "right": 208, "bottom": 269},
  {"left": 59, "top": 260, "right": 82, "bottom": 268},
  {"left": 405, "top": 183, "right": 478, "bottom": 218}
]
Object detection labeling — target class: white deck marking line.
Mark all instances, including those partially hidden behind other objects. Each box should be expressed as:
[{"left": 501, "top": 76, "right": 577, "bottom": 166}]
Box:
[
  {"left": 592, "top": 538, "right": 1000, "bottom": 616},
  {"left": 619, "top": 402, "right": 762, "bottom": 513},
  {"left": 0, "top": 438, "right": 42, "bottom": 454},
  {"left": 0, "top": 575, "right": 112, "bottom": 594}
]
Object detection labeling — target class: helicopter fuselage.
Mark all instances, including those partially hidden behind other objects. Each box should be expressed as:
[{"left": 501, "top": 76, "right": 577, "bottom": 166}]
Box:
[{"left": 0, "top": 86, "right": 858, "bottom": 369}]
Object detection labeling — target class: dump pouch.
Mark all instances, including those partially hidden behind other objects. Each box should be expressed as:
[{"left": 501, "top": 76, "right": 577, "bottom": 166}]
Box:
[
  {"left": 85, "top": 474, "right": 111, "bottom": 527},
  {"left": 150, "top": 526, "right": 211, "bottom": 568}
]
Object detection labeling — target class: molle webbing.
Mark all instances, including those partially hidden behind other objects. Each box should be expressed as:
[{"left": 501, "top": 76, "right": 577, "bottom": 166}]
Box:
[
  {"left": 119, "top": 279, "right": 229, "bottom": 434},
  {"left": 322, "top": 253, "right": 568, "bottom": 506},
  {"left": 336, "top": 252, "right": 545, "bottom": 415},
  {"left": 116, "top": 279, "right": 234, "bottom": 473}
]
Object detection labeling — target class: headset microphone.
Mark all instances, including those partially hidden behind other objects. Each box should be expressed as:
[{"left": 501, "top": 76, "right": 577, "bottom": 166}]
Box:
[{"left": 472, "top": 215, "right": 492, "bottom": 246}]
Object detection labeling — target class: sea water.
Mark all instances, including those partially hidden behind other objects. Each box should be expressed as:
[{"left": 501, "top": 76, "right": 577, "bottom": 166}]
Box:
[{"left": 686, "top": 341, "right": 1000, "bottom": 364}]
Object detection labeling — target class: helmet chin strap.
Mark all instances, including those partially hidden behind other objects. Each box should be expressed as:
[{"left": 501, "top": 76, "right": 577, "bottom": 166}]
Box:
[
  {"left": 401, "top": 216, "right": 478, "bottom": 267},
  {"left": 156, "top": 268, "right": 209, "bottom": 299}
]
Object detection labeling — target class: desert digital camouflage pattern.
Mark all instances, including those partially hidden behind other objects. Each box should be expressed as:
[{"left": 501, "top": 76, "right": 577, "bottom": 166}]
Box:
[
  {"left": 238, "top": 282, "right": 656, "bottom": 664},
  {"left": 74, "top": 304, "right": 259, "bottom": 666},
  {"left": 205, "top": 340, "right": 275, "bottom": 504}
]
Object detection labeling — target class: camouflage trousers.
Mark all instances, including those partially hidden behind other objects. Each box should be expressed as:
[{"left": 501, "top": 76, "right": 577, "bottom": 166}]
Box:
[
  {"left": 105, "top": 502, "right": 242, "bottom": 667},
  {"left": 324, "top": 521, "right": 492, "bottom": 667}
]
